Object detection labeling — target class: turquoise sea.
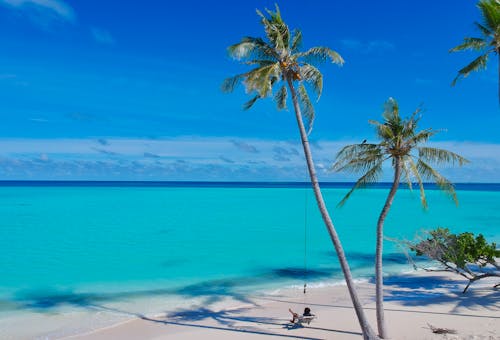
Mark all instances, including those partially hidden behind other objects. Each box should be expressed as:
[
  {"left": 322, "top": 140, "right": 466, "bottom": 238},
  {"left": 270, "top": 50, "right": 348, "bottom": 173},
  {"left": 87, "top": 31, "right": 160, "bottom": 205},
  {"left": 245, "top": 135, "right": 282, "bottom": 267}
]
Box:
[{"left": 0, "top": 182, "right": 499, "bottom": 338}]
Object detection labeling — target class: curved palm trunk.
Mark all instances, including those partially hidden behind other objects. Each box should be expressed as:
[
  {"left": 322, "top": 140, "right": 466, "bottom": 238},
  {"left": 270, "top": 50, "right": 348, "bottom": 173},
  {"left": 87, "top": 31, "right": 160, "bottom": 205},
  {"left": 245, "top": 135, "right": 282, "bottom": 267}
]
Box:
[
  {"left": 375, "top": 157, "right": 402, "bottom": 339},
  {"left": 287, "top": 78, "right": 377, "bottom": 340}
]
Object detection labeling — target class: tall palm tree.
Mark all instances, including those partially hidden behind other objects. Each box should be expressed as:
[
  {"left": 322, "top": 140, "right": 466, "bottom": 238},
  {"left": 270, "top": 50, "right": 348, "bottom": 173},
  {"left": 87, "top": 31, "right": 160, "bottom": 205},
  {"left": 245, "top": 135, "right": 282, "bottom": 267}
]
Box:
[
  {"left": 222, "top": 5, "right": 378, "bottom": 340},
  {"left": 332, "top": 98, "right": 469, "bottom": 339},
  {"left": 450, "top": 0, "right": 500, "bottom": 101}
]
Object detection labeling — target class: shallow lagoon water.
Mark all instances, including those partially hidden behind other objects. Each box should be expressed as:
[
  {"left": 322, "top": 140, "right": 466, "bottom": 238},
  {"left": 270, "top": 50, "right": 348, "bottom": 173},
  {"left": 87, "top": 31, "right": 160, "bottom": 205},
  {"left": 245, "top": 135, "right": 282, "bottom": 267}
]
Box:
[{"left": 0, "top": 182, "right": 498, "bottom": 338}]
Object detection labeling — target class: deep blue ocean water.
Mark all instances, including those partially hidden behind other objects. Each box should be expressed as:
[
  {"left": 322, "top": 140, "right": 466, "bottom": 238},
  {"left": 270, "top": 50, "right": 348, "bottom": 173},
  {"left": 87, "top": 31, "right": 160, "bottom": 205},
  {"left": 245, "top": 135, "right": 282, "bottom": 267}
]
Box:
[{"left": 0, "top": 181, "right": 498, "bottom": 337}]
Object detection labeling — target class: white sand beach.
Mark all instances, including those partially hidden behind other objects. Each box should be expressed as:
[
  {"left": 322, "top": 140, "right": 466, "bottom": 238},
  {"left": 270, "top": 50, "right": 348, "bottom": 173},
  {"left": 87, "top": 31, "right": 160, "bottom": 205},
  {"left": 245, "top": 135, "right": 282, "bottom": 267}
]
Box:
[{"left": 70, "top": 271, "right": 499, "bottom": 340}]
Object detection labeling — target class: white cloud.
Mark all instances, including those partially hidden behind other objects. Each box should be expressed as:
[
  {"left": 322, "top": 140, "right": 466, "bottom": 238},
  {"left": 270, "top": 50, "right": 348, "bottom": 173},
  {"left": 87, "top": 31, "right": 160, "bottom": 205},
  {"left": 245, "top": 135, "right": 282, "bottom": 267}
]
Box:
[
  {"left": 0, "top": 137, "right": 498, "bottom": 182},
  {"left": 0, "top": 0, "right": 75, "bottom": 22},
  {"left": 91, "top": 27, "right": 115, "bottom": 45}
]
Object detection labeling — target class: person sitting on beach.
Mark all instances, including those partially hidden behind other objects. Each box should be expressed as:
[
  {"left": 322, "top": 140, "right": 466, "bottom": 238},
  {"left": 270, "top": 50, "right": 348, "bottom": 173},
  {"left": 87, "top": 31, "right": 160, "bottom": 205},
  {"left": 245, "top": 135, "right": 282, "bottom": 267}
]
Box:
[{"left": 289, "top": 307, "right": 313, "bottom": 323}]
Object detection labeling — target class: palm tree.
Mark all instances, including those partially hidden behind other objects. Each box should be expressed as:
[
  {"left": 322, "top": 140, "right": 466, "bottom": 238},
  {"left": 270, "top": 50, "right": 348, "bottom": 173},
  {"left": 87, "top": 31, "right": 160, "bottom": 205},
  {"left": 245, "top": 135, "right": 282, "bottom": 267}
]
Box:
[
  {"left": 222, "top": 5, "right": 378, "bottom": 340},
  {"left": 332, "top": 98, "right": 469, "bottom": 339},
  {"left": 450, "top": 0, "right": 500, "bottom": 101}
]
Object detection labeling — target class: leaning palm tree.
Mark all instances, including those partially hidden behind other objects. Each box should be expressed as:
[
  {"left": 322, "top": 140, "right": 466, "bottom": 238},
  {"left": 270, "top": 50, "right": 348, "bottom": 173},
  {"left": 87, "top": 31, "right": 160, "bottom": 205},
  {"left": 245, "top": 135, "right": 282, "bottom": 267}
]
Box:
[
  {"left": 222, "top": 5, "right": 377, "bottom": 340},
  {"left": 332, "top": 98, "right": 469, "bottom": 339},
  {"left": 450, "top": 0, "right": 500, "bottom": 101}
]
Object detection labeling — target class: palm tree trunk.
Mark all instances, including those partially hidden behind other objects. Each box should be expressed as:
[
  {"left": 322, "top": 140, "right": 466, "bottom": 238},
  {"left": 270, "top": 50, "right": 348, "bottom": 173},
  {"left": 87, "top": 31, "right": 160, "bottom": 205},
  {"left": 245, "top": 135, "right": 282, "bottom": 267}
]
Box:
[
  {"left": 375, "top": 157, "right": 402, "bottom": 339},
  {"left": 286, "top": 77, "right": 377, "bottom": 340},
  {"left": 497, "top": 52, "right": 499, "bottom": 105}
]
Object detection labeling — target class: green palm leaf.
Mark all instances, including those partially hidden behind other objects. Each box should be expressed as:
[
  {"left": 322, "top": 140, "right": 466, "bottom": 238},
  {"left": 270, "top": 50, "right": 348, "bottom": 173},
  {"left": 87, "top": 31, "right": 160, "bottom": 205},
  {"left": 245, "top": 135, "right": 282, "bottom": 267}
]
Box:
[
  {"left": 300, "top": 63, "right": 323, "bottom": 99},
  {"left": 418, "top": 147, "right": 469, "bottom": 166},
  {"left": 297, "top": 83, "right": 314, "bottom": 133},
  {"left": 474, "top": 22, "right": 493, "bottom": 37},
  {"left": 450, "top": 37, "right": 488, "bottom": 52},
  {"left": 297, "top": 47, "right": 344, "bottom": 65},
  {"left": 256, "top": 5, "right": 289, "bottom": 51},
  {"left": 407, "top": 129, "right": 436, "bottom": 146},
  {"left": 406, "top": 156, "right": 427, "bottom": 208},
  {"left": 417, "top": 159, "right": 458, "bottom": 205},
  {"left": 400, "top": 158, "right": 414, "bottom": 191},
  {"left": 478, "top": 0, "right": 500, "bottom": 31},
  {"left": 244, "top": 64, "right": 279, "bottom": 97},
  {"left": 228, "top": 37, "right": 278, "bottom": 61},
  {"left": 291, "top": 29, "right": 302, "bottom": 52},
  {"left": 338, "top": 161, "right": 384, "bottom": 207},
  {"left": 221, "top": 74, "right": 245, "bottom": 93},
  {"left": 243, "top": 95, "right": 260, "bottom": 110},
  {"left": 275, "top": 85, "right": 287, "bottom": 110},
  {"left": 452, "top": 53, "right": 490, "bottom": 85},
  {"left": 332, "top": 144, "right": 384, "bottom": 173}
]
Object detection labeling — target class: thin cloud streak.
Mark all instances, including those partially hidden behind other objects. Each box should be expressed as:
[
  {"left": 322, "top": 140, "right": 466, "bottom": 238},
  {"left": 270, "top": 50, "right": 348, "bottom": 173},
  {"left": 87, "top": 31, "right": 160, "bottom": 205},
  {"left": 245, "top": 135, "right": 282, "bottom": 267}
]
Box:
[
  {"left": 0, "top": 0, "right": 75, "bottom": 22},
  {"left": 0, "top": 137, "right": 498, "bottom": 182}
]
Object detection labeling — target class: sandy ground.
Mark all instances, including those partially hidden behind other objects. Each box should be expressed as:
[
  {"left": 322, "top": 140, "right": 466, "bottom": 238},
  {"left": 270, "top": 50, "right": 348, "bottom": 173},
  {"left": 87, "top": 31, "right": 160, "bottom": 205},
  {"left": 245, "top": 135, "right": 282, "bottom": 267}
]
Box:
[{"left": 69, "top": 271, "right": 500, "bottom": 340}]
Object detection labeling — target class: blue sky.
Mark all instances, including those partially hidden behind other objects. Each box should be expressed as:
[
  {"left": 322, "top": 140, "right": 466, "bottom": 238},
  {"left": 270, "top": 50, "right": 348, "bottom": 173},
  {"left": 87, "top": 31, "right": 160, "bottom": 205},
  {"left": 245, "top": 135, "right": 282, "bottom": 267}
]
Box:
[{"left": 0, "top": 0, "right": 499, "bottom": 181}]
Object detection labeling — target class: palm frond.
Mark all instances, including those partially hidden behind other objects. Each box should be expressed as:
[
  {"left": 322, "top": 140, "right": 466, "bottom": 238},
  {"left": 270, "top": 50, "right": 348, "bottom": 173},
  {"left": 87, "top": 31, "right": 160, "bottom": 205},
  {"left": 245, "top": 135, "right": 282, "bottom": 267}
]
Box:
[
  {"left": 477, "top": 0, "right": 500, "bottom": 34},
  {"left": 449, "top": 37, "right": 488, "bottom": 52},
  {"left": 406, "top": 156, "right": 428, "bottom": 208},
  {"left": 227, "top": 37, "right": 278, "bottom": 61},
  {"left": 474, "top": 22, "right": 493, "bottom": 37},
  {"left": 296, "top": 46, "right": 344, "bottom": 65},
  {"left": 452, "top": 53, "right": 491, "bottom": 86},
  {"left": 222, "top": 74, "right": 245, "bottom": 93},
  {"left": 369, "top": 119, "right": 395, "bottom": 141},
  {"left": 244, "top": 64, "right": 280, "bottom": 97},
  {"left": 332, "top": 144, "right": 384, "bottom": 173},
  {"left": 400, "top": 157, "right": 414, "bottom": 191},
  {"left": 406, "top": 129, "right": 436, "bottom": 146},
  {"left": 400, "top": 112, "right": 419, "bottom": 140},
  {"left": 243, "top": 95, "right": 260, "bottom": 110},
  {"left": 417, "top": 159, "right": 458, "bottom": 205},
  {"left": 267, "top": 4, "right": 290, "bottom": 47},
  {"left": 300, "top": 63, "right": 323, "bottom": 100},
  {"left": 275, "top": 85, "right": 287, "bottom": 110},
  {"left": 338, "top": 161, "right": 383, "bottom": 207},
  {"left": 382, "top": 97, "right": 399, "bottom": 123},
  {"left": 291, "top": 29, "right": 302, "bottom": 52},
  {"left": 256, "top": 5, "right": 290, "bottom": 52},
  {"left": 244, "top": 59, "right": 278, "bottom": 66},
  {"left": 418, "top": 147, "right": 470, "bottom": 166},
  {"left": 297, "top": 83, "right": 314, "bottom": 134}
]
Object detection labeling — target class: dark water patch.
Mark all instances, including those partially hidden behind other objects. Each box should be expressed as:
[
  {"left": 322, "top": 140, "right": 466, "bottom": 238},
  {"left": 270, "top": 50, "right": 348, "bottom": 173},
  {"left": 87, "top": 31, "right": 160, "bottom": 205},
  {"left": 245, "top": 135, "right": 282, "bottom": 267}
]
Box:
[
  {"left": 174, "top": 278, "right": 256, "bottom": 305},
  {"left": 269, "top": 267, "right": 332, "bottom": 280},
  {"left": 324, "top": 251, "right": 428, "bottom": 268},
  {"left": 12, "top": 287, "right": 175, "bottom": 312}
]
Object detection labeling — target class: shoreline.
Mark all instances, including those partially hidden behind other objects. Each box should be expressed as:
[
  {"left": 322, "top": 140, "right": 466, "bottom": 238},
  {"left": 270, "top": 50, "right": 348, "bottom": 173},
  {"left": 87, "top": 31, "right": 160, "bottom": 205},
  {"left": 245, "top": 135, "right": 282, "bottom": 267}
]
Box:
[{"left": 69, "top": 270, "right": 499, "bottom": 340}]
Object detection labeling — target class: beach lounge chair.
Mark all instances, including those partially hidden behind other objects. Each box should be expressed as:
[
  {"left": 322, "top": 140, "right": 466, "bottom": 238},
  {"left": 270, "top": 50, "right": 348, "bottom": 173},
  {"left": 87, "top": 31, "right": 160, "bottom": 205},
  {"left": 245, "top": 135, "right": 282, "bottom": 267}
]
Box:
[{"left": 296, "top": 315, "right": 316, "bottom": 326}]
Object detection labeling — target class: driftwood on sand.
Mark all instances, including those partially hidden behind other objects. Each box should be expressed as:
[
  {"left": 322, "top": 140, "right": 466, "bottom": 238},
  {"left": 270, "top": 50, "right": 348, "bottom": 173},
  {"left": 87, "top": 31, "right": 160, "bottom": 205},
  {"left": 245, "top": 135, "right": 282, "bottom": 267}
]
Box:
[{"left": 427, "top": 323, "right": 458, "bottom": 335}]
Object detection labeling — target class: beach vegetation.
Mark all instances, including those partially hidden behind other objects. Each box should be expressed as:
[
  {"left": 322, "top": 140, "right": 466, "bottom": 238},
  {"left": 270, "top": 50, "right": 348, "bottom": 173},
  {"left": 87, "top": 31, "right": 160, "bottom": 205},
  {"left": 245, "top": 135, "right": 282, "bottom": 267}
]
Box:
[
  {"left": 222, "top": 4, "right": 378, "bottom": 339},
  {"left": 332, "top": 98, "right": 469, "bottom": 338},
  {"left": 406, "top": 227, "right": 500, "bottom": 293},
  {"left": 450, "top": 0, "right": 500, "bottom": 102}
]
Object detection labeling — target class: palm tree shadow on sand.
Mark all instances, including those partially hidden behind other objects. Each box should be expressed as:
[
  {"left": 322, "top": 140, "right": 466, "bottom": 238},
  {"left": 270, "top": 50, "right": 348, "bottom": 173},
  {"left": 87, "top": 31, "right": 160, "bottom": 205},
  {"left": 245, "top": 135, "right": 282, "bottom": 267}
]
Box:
[
  {"left": 6, "top": 265, "right": 335, "bottom": 313},
  {"left": 139, "top": 306, "right": 362, "bottom": 339},
  {"left": 381, "top": 274, "right": 500, "bottom": 316}
]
